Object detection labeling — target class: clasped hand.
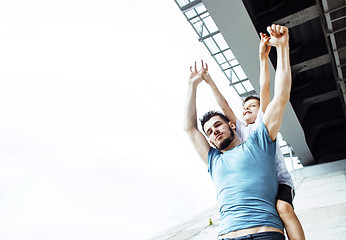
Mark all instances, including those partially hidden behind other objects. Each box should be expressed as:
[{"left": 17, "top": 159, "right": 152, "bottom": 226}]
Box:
[{"left": 189, "top": 60, "right": 209, "bottom": 85}]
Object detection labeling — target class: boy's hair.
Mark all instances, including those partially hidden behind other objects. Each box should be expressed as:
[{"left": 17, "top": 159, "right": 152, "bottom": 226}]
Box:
[
  {"left": 243, "top": 95, "right": 260, "bottom": 105},
  {"left": 200, "top": 110, "right": 229, "bottom": 134}
]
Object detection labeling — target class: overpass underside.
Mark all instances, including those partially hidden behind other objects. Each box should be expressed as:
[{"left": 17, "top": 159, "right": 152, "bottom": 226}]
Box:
[
  {"left": 175, "top": 0, "right": 346, "bottom": 166},
  {"left": 241, "top": 0, "right": 346, "bottom": 165}
]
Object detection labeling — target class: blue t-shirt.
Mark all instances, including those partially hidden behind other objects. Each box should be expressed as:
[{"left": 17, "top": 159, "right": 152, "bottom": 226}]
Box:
[{"left": 208, "top": 122, "right": 283, "bottom": 236}]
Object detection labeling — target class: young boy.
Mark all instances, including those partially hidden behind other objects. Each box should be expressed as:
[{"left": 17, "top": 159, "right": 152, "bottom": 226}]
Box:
[{"left": 202, "top": 27, "right": 305, "bottom": 240}]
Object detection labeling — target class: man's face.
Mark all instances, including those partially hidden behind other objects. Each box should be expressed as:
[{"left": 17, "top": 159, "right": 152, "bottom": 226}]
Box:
[
  {"left": 203, "top": 116, "right": 235, "bottom": 150},
  {"left": 243, "top": 99, "right": 260, "bottom": 124}
]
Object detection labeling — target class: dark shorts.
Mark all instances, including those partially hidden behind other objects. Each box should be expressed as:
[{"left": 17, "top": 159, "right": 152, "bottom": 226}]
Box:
[
  {"left": 277, "top": 184, "right": 294, "bottom": 207},
  {"left": 220, "top": 231, "right": 285, "bottom": 240}
]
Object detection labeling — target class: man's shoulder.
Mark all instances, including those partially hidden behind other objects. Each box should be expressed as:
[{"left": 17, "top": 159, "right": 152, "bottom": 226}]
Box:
[
  {"left": 208, "top": 147, "right": 221, "bottom": 158},
  {"left": 246, "top": 122, "right": 270, "bottom": 143}
]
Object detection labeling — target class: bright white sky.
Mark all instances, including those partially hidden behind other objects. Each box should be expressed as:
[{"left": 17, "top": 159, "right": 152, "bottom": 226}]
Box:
[{"left": 0, "top": 1, "right": 244, "bottom": 239}]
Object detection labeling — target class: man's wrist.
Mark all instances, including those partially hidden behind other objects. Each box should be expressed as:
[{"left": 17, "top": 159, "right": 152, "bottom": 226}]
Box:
[
  {"left": 259, "top": 56, "right": 269, "bottom": 64},
  {"left": 203, "top": 76, "right": 213, "bottom": 85},
  {"left": 188, "top": 80, "right": 199, "bottom": 88}
]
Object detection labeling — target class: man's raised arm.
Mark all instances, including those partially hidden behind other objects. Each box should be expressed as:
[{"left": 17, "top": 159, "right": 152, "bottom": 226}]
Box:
[
  {"left": 262, "top": 24, "right": 292, "bottom": 141},
  {"left": 184, "top": 61, "right": 211, "bottom": 165}
]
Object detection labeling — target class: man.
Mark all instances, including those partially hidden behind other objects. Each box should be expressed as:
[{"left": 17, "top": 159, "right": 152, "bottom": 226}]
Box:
[
  {"left": 184, "top": 24, "right": 292, "bottom": 240},
  {"left": 202, "top": 31, "right": 305, "bottom": 239}
]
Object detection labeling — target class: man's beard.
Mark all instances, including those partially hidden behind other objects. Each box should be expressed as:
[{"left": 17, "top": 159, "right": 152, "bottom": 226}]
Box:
[{"left": 215, "top": 126, "right": 235, "bottom": 150}]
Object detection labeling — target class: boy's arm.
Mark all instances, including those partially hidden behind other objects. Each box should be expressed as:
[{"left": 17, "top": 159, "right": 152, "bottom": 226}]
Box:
[
  {"left": 184, "top": 62, "right": 211, "bottom": 165},
  {"left": 263, "top": 25, "right": 292, "bottom": 141},
  {"left": 202, "top": 69, "right": 238, "bottom": 125},
  {"left": 259, "top": 33, "right": 271, "bottom": 113}
]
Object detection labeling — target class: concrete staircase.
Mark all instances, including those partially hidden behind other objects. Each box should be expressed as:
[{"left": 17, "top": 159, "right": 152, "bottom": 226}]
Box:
[{"left": 149, "top": 159, "right": 346, "bottom": 240}]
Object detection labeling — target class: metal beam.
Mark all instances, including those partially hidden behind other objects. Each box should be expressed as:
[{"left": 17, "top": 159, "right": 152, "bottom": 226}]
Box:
[
  {"left": 187, "top": 10, "right": 208, "bottom": 21},
  {"left": 326, "top": 26, "right": 346, "bottom": 35},
  {"left": 301, "top": 90, "right": 340, "bottom": 105},
  {"left": 322, "top": 2, "right": 346, "bottom": 14},
  {"left": 180, "top": 0, "right": 203, "bottom": 13},
  {"left": 229, "top": 78, "right": 249, "bottom": 85},
  {"left": 211, "top": 48, "right": 230, "bottom": 56},
  {"left": 319, "top": 0, "right": 346, "bottom": 112},
  {"left": 274, "top": 5, "right": 320, "bottom": 28},
  {"left": 299, "top": 90, "right": 340, "bottom": 122},
  {"left": 222, "top": 64, "right": 240, "bottom": 71},
  {"left": 239, "top": 90, "right": 257, "bottom": 98},
  {"left": 291, "top": 54, "right": 331, "bottom": 74},
  {"left": 198, "top": 30, "right": 220, "bottom": 41},
  {"left": 307, "top": 118, "right": 346, "bottom": 150},
  {"left": 202, "top": 0, "right": 314, "bottom": 165}
]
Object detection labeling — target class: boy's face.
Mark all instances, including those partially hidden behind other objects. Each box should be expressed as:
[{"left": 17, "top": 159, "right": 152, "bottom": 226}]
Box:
[{"left": 243, "top": 99, "right": 260, "bottom": 124}]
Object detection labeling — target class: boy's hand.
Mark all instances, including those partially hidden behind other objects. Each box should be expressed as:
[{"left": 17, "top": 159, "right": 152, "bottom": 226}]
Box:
[
  {"left": 259, "top": 32, "right": 271, "bottom": 59},
  {"left": 267, "top": 24, "right": 289, "bottom": 47}
]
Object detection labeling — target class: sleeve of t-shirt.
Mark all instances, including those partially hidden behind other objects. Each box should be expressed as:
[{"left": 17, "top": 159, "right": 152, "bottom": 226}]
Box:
[
  {"left": 207, "top": 147, "right": 220, "bottom": 175},
  {"left": 253, "top": 109, "right": 264, "bottom": 129},
  {"left": 248, "top": 122, "right": 276, "bottom": 156},
  {"left": 236, "top": 117, "right": 245, "bottom": 141}
]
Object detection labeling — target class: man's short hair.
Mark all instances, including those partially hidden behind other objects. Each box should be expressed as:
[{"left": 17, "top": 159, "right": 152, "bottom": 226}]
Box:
[
  {"left": 243, "top": 95, "right": 260, "bottom": 106},
  {"left": 200, "top": 110, "right": 229, "bottom": 134}
]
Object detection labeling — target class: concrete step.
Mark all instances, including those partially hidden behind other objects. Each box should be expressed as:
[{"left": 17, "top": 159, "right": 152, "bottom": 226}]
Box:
[{"left": 149, "top": 159, "right": 346, "bottom": 240}]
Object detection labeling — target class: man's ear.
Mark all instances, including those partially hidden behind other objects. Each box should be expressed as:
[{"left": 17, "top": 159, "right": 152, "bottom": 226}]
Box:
[
  {"left": 209, "top": 140, "right": 216, "bottom": 148},
  {"left": 228, "top": 121, "right": 236, "bottom": 130}
]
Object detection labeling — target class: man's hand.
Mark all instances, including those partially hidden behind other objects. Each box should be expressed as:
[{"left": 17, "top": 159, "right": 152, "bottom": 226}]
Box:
[
  {"left": 199, "top": 61, "right": 214, "bottom": 85},
  {"left": 267, "top": 24, "right": 289, "bottom": 47},
  {"left": 259, "top": 32, "right": 271, "bottom": 59},
  {"left": 184, "top": 60, "right": 211, "bottom": 164},
  {"left": 189, "top": 60, "right": 207, "bottom": 86}
]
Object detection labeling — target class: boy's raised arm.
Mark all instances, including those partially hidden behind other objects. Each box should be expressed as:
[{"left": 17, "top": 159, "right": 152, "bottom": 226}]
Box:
[
  {"left": 202, "top": 65, "right": 237, "bottom": 125},
  {"left": 184, "top": 61, "right": 211, "bottom": 165},
  {"left": 259, "top": 32, "right": 271, "bottom": 113},
  {"left": 263, "top": 25, "right": 292, "bottom": 141}
]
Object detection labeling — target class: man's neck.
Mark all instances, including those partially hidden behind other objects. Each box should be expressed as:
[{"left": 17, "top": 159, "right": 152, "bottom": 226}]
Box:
[{"left": 221, "top": 137, "right": 242, "bottom": 153}]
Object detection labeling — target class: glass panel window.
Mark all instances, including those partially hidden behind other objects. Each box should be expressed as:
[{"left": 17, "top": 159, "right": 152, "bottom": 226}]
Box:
[
  {"left": 176, "top": 0, "right": 190, "bottom": 8},
  {"left": 190, "top": 17, "right": 201, "bottom": 24},
  {"left": 223, "top": 49, "right": 235, "bottom": 60},
  {"left": 192, "top": 21, "right": 204, "bottom": 35},
  {"left": 230, "top": 59, "right": 239, "bottom": 66},
  {"left": 195, "top": 4, "right": 207, "bottom": 13},
  {"left": 204, "top": 16, "right": 218, "bottom": 33},
  {"left": 184, "top": 9, "right": 197, "bottom": 19},
  {"left": 231, "top": 70, "right": 239, "bottom": 83},
  {"left": 280, "top": 145, "right": 290, "bottom": 155},
  {"left": 234, "top": 83, "right": 246, "bottom": 94},
  {"left": 214, "top": 53, "right": 227, "bottom": 65},
  {"left": 233, "top": 65, "right": 247, "bottom": 80},
  {"left": 224, "top": 69, "right": 232, "bottom": 80},
  {"left": 204, "top": 38, "right": 219, "bottom": 55},
  {"left": 242, "top": 80, "right": 254, "bottom": 91},
  {"left": 201, "top": 27, "right": 211, "bottom": 38},
  {"left": 220, "top": 62, "right": 230, "bottom": 70},
  {"left": 213, "top": 33, "right": 229, "bottom": 51},
  {"left": 200, "top": 12, "right": 209, "bottom": 19}
]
